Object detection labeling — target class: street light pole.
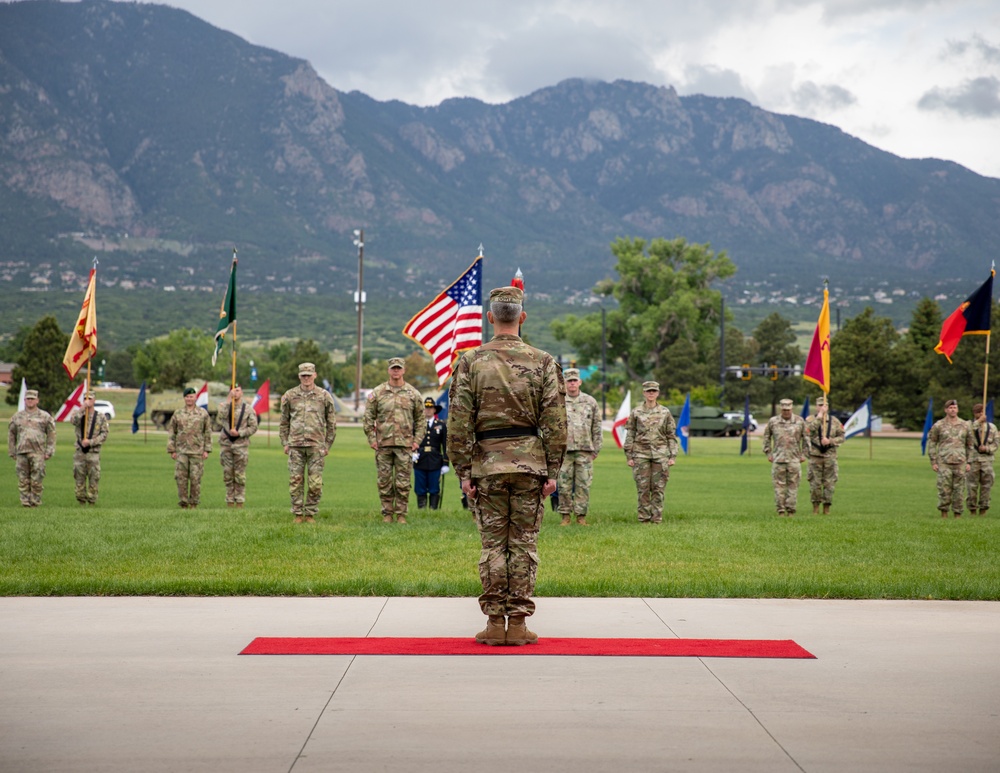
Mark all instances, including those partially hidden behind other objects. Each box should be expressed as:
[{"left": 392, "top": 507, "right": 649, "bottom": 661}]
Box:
[{"left": 353, "top": 229, "right": 365, "bottom": 414}]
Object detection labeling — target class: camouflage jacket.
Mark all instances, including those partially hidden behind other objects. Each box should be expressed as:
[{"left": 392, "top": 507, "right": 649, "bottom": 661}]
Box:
[
  {"left": 762, "top": 414, "right": 806, "bottom": 463},
  {"left": 8, "top": 408, "right": 56, "bottom": 457},
  {"left": 928, "top": 417, "right": 972, "bottom": 466},
  {"left": 71, "top": 409, "right": 109, "bottom": 455},
  {"left": 216, "top": 399, "right": 259, "bottom": 448},
  {"left": 623, "top": 404, "right": 677, "bottom": 462},
  {"left": 565, "top": 391, "right": 603, "bottom": 454},
  {"left": 167, "top": 406, "right": 212, "bottom": 456},
  {"left": 968, "top": 419, "right": 999, "bottom": 463},
  {"left": 447, "top": 333, "right": 567, "bottom": 480},
  {"left": 805, "top": 413, "right": 845, "bottom": 458},
  {"left": 362, "top": 381, "right": 423, "bottom": 448},
  {"left": 279, "top": 385, "right": 337, "bottom": 449}
]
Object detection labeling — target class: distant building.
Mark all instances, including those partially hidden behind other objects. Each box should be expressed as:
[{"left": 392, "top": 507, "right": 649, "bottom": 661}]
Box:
[{"left": 0, "top": 362, "right": 15, "bottom": 385}]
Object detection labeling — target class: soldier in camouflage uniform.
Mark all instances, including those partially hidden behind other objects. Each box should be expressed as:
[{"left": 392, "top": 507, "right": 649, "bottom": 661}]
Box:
[
  {"left": 216, "top": 384, "right": 259, "bottom": 508},
  {"left": 363, "top": 357, "right": 423, "bottom": 524},
  {"left": 8, "top": 388, "right": 56, "bottom": 507},
  {"left": 966, "top": 403, "right": 998, "bottom": 516},
  {"left": 928, "top": 399, "right": 973, "bottom": 518},
  {"left": 167, "top": 387, "right": 212, "bottom": 509},
  {"left": 623, "top": 381, "right": 678, "bottom": 524},
  {"left": 280, "top": 362, "right": 337, "bottom": 523},
  {"left": 762, "top": 398, "right": 807, "bottom": 516},
  {"left": 557, "top": 368, "right": 603, "bottom": 526},
  {"left": 448, "top": 286, "right": 567, "bottom": 646},
  {"left": 805, "top": 396, "right": 845, "bottom": 514},
  {"left": 71, "top": 391, "right": 109, "bottom": 505}
]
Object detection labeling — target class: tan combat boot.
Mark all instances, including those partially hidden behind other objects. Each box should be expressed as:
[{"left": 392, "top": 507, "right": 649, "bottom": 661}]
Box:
[
  {"left": 505, "top": 616, "right": 538, "bottom": 645},
  {"left": 383, "top": 514, "right": 394, "bottom": 523},
  {"left": 559, "top": 514, "right": 571, "bottom": 526},
  {"left": 576, "top": 515, "right": 588, "bottom": 526},
  {"left": 812, "top": 504, "right": 820, "bottom": 514},
  {"left": 475, "top": 616, "right": 506, "bottom": 646},
  {"left": 397, "top": 515, "right": 407, "bottom": 524},
  {"left": 823, "top": 504, "right": 830, "bottom": 514}
]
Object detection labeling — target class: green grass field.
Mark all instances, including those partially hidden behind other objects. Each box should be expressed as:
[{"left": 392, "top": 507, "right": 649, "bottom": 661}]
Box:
[{"left": 1, "top": 420, "right": 998, "bottom": 599}]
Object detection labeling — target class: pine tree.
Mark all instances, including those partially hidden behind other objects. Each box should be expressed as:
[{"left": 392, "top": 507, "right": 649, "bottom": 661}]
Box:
[{"left": 6, "top": 316, "right": 71, "bottom": 412}]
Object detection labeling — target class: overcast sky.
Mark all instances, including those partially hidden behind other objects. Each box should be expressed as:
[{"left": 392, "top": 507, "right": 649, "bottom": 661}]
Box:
[{"left": 147, "top": 1, "right": 1000, "bottom": 178}]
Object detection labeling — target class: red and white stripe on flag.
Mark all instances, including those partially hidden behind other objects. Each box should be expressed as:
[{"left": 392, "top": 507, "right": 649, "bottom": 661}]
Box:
[{"left": 54, "top": 383, "right": 87, "bottom": 422}]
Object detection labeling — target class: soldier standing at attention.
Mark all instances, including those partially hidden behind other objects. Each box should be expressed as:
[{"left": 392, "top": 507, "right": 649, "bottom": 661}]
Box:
[
  {"left": 167, "top": 387, "right": 212, "bottom": 509},
  {"left": 927, "top": 398, "right": 972, "bottom": 518},
  {"left": 623, "top": 381, "right": 678, "bottom": 524},
  {"left": 448, "top": 286, "right": 567, "bottom": 646},
  {"left": 217, "top": 384, "right": 259, "bottom": 508},
  {"left": 557, "top": 368, "right": 603, "bottom": 526},
  {"left": 414, "top": 397, "right": 448, "bottom": 510},
  {"left": 966, "top": 403, "right": 998, "bottom": 516},
  {"left": 8, "top": 388, "right": 56, "bottom": 507},
  {"left": 279, "top": 362, "right": 337, "bottom": 524},
  {"left": 363, "top": 357, "right": 423, "bottom": 524},
  {"left": 71, "top": 391, "right": 109, "bottom": 505},
  {"left": 805, "top": 396, "right": 845, "bottom": 514},
  {"left": 762, "top": 398, "right": 807, "bottom": 516}
]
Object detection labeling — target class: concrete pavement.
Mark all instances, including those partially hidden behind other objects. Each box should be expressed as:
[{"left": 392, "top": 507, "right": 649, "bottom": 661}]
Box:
[{"left": 2, "top": 597, "right": 998, "bottom": 772}]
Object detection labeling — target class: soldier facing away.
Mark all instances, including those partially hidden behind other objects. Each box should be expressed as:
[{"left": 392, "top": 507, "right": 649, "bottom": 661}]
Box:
[
  {"left": 279, "top": 362, "right": 337, "bottom": 523},
  {"left": 557, "top": 368, "right": 603, "bottom": 526},
  {"left": 967, "top": 402, "right": 998, "bottom": 516},
  {"left": 71, "top": 390, "right": 110, "bottom": 505},
  {"left": 623, "top": 381, "right": 677, "bottom": 524},
  {"left": 448, "top": 285, "right": 567, "bottom": 646},
  {"left": 8, "top": 388, "right": 56, "bottom": 507},
  {"left": 363, "top": 357, "right": 423, "bottom": 523},
  {"left": 762, "top": 398, "right": 807, "bottom": 516},
  {"left": 167, "top": 387, "right": 212, "bottom": 509},
  {"left": 928, "top": 399, "right": 973, "bottom": 518},
  {"left": 217, "top": 384, "right": 259, "bottom": 508},
  {"left": 805, "top": 395, "right": 845, "bottom": 514}
]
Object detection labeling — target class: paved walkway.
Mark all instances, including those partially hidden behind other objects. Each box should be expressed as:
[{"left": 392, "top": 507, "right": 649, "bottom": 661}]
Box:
[{"left": 2, "top": 597, "right": 998, "bottom": 772}]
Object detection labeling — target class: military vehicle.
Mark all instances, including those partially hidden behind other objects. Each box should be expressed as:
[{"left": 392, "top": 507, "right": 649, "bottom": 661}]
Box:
[
  {"left": 667, "top": 405, "right": 745, "bottom": 437},
  {"left": 147, "top": 382, "right": 232, "bottom": 429}
]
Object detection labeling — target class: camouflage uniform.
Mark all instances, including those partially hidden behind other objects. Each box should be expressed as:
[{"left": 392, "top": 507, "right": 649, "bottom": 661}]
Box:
[
  {"left": 623, "top": 404, "right": 678, "bottom": 523},
  {"left": 967, "top": 417, "right": 998, "bottom": 514},
  {"left": 805, "top": 412, "right": 845, "bottom": 509},
  {"left": 928, "top": 416, "right": 973, "bottom": 515},
  {"left": 363, "top": 380, "right": 423, "bottom": 520},
  {"left": 167, "top": 406, "right": 212, "bottom": 508},
  {"left": 71, "top": 408, "right": 109, "bottom": 504},
  {"left": 558, "top": 389, "right": 603, "bottom": 522},
  {"left": 448, "top": 330, "right": 567, "bottom": 620},
  {"left": 762, "top": 412, "right": 807, "bottom": 515},
  {"left": 279, "top": 384, "right": 337, "bottom": 518},
  {"left": 217, "top": 398, "right": 259, "bottom": 506},
  {"left": 8, "top": 405, "right": 56, "bottom": 507}
]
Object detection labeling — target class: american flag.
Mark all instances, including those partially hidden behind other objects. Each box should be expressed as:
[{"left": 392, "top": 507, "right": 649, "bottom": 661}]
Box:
[{"left": 403, "top": 257, "right": 483, "bottom": 386}]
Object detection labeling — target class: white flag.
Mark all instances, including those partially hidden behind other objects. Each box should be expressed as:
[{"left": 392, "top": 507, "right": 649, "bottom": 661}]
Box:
[
  {"left": 844, "top": 398, "right": 872, "bottom": 438},
  {"left": 612, "top": 390, "right": 631, "bottom": 448},
  {"left": 17, "top": 378, "right": 26, "bottom": 411},
  {"left": 53, "top": 383, "right": 87, "bottom": 422}
]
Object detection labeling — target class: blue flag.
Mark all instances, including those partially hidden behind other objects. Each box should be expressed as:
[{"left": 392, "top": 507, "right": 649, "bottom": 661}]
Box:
[
  {"left": 678, "top": 393, "right": 691, "bottom": 454},
  {"left": 800, "top": 395, "right": 810, "bottom": 420},
  {"left": 987, "top": 399, "right": 995, "bottom": 425},
  {"left": 132, "top": 381, "right": 146, "bottom": 433},
  {"left": 920, "top": 398, "right": 933, "bottom": 455},
  {"left": 844, "top": 397, "right": 873, "bottom": 439},
  {"left": 740, "top": 394, "right": 751, "bottom": 455}
]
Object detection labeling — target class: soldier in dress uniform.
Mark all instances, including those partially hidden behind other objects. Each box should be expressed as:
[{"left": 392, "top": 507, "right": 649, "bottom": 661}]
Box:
[
  {"left": 623, "top": 381, "right": 678, "bottom": 523},
  {"left": 167, "top": 387, "right": 212, "bottom": 509},
  {"left": 966, "top": 403, "right": 998, "bottom": 516},
  {"left": 217, "top": 384, "right": 259, "bottom": 508},
  {"left": 448, "top": 286, "right": 567, "bottom": 646},
  {"left": 71, "top": 391, "right": 110, "bottom": 505},
  {"left": 762, "top": 398, "right": 807, "bottom": 516},
  {"left": 557, "top": 368, "right": 603, "bottom": 526},
  {"left": 805, "top": 395, "right": 845, "bottom": 514},
  {"left": 8, "top": 388, "right": 56, "bottom": 507},
  {"left": 414, "top": 397, "right": 448, "bottom": 509}
]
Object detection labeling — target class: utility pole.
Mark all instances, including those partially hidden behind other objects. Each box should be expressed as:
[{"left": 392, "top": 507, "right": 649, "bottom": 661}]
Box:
[{"left": 353, "top": 229, "right": 365, "bottom": 413}]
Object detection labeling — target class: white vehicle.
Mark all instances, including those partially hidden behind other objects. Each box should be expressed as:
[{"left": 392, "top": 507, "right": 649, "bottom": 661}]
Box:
[
  {"left": 93, "top": 400, "right": 116, "bottom": 420},
  {"left": 723, "top": 411, "right": 756, "bottom": 432}
]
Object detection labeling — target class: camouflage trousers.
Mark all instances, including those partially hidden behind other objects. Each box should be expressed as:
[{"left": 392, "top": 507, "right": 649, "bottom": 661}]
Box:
[
  {"left": 557, "top": 450, "right": 594, "bottom": 517},
  {"left": 807, "top": 456, "right": 838, "bottom": 505},
  {"left": 936, "top": 463, "right": 966, "bottom": 515},
  {"left": 472, "top": 474, "right": 545, "bottom": 618},
  {"left": 174, "top": 453, "right": 205, "bottom": 507},
  {"left": 14, "top": 452, "right": 46, "bottom": 506},
  {"left": 220, "top": 445, "right": 250, "bottom": 504},
  {"left": 632, "top": 458, "right": 669, "bottom": 523},
  {"left": 375, "top": 447, "right": 412, "bottom": 517},
  {"left": 771, "top": 461, "right": 801, "bottom": 514},
  {"left": 73, "top": 451, "right": 101, "bottom": 504},
  {"left": 966, "top": 459, "right": 994, "bottom": 512},
  {"left": 288, "top": 446, "right": 326, "bottom": 517}
]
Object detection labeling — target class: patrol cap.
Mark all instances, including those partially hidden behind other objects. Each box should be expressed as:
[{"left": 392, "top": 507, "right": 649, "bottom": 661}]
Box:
[
  {"left": 564, "top": 368, "right": 581, "bottom": 381},
  {"left": 388, "top": 357, "right": 405, "bottom": 369},
  {"left": 183, "top": 387, "right": 196, "bottom": 396},
  {"left": 815, "top": 396, "right": 826, "bottom": 406},
  {"left": 779, "top": 398, "right": 794, "bottom": 409},
  {"left": 489, "top": 286, "right": 524, "bottom": 304},
  {"left": 25, "top": 389, "right": 38, "bottom": 399},
  {"left": 84, "top": 391, "right": 96, "bottom": 399},
  {"left": 298, "top": 362, "right": 316, "bottom": 375},
  {"left": 944, "top": 399, "right": 958, "bottom": 408},
  {"left": 642, "top": 381, "right": 659, "bottom": 391}
]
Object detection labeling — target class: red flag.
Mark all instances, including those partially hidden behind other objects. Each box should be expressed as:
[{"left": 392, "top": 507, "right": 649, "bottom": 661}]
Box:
[
  {"left": 53, "top": 383, "right": 87, "bottom": 422},
  {"left": 62, "top": 269, "right": 97, "bottom": 379},
  {"left": 803, "top": 288, "right": 831, "bottom": 393},
  {"left": 611, "top": 390, "right": 631, "bottom": 448},
  {"left": 934, "top": 271, "right": 994, "bottom": 363},
  {"left": 251, "top": 379, "right": 271, "bottom": 416}
]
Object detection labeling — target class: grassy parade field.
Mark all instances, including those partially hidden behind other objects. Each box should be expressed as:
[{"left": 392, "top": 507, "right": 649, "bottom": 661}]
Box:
[{"left": 1, "top": 420, "right": 997, "bottom": 599}]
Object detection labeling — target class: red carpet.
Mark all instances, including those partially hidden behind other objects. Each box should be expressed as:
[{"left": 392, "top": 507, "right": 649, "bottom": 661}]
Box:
[{"left": 240, "top": 637, "right": 814, "bottom": 658}]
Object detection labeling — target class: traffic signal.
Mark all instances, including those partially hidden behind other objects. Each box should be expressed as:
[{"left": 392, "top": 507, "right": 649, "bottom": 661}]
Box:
[
  {"left": 741, "top": 364, "right": 752, "bottom": 381},
  {"left": 770, "top": 365, "right": 779, "bottom": 381}
]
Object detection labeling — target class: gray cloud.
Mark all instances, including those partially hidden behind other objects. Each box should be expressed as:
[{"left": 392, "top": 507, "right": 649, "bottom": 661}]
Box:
[
  {"left": 944, "top": 34, "right": 1000, "bottom": 64},
  {"left": 791, "top": 82, "right": 857, "bottom": 113},
  {"left": 678, "top": 65, "right": 756, "bottom": 101},
  {"left": 918, "top": 76, "right": 1000, "bottom": 117}
]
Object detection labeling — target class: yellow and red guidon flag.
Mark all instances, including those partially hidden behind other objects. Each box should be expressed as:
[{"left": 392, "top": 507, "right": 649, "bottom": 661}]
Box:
[
  {"left": 62, "top": 268, "right": 97, "bottom": 379},
  {"left": 803, "top": 287, "right": 830, "bottom": 393}
]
